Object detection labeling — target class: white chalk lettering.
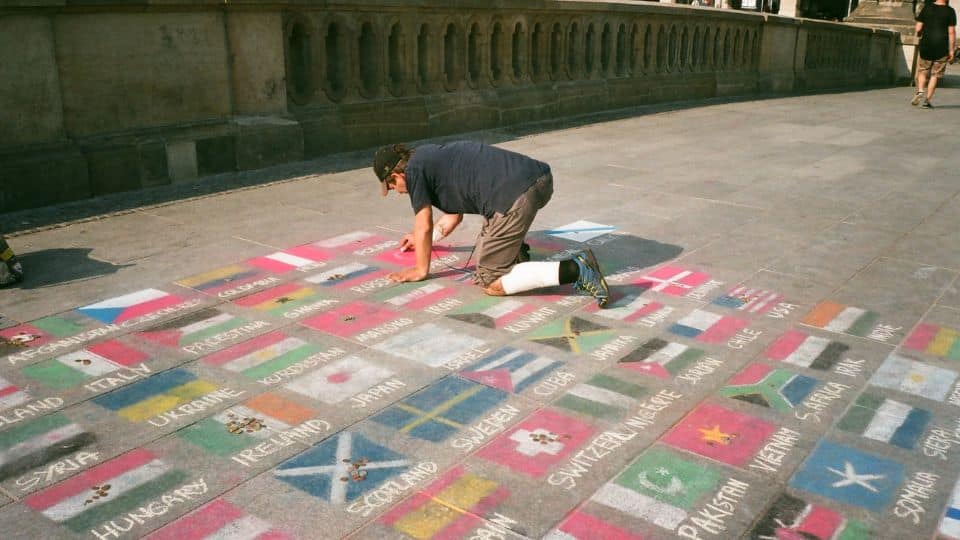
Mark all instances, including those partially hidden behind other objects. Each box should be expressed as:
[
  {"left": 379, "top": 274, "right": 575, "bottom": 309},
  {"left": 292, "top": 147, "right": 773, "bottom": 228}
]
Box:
[
  {"left": 677, "top": 478, "right": 749, "bottom": 538},
  {"left": 257, "top": 347, "right": 348, "bottom": 385},
  {"left": 354, "top": 318, "right": 414, "bottom": 343},
  {"left": 749, "top": 427, "right": 800, "bottom": 473},
  {"left": 443, "top": 347, "right": 492, "bottom": 371},
  {"left": 350, "top": 380, "right": 407, "bottom": 408},
  {"left": 834, "top": 358, "right": 865, "bottom": 378},
  {"left": 686, "top": 280, "right": 724, "bottom": 300},
  {"left": 533, "top": 370, "right": 576, "bottom": 396},
  {"left": 503, "top": 307, "right": 558, "bottom": 333},
  {"left": 146, "top": 388, "right": 245, "bottom": 426},
  {"left": 590, "top": 335, "right": 640, "bottom": 362},
  {"left": 84, "top": 364, "right": 153, "bottom": 393},
  {"left": 345, "top": 462, "right": 437, "bottom": 516},
  {"left": 16, "top": 451, "right": 101, "bottom": 491},
  {"left": 923, "top": 424, "right": 960, "bottom": 460},
  {"left": 766, "top": 302, "right": 798, "bottom": 319},
  {"left": 0, "top": 397, "right": 65, "bottom": 427},
  {"left": 89, "top": 478, "right": 208, "bottom": 540},
  {"left": 794, "top": 382, "right": 850, "bottom": 422},
  {"left": 424, "top": 298, "right": 464, "bottom": 315},
  {"left": 894, "top": 471, "right": 939, "bottom": 524},
  {"left": 217, "top": 277, "right": 282, "bottom": 299},
  {"left": 183, "top": 320, "right": 272, "bottom": 355},
  {"left": 676, "top": 357, "right": 724, "bottom": 385},
  {"left": 638, "top": 305, "right": 674, "bottom": 328},
  {"left": 548, "top": 429, "right": 638, "bottom": 490},
  {"left": 868, "top": 324, "right": 901, "bottom": 342},
  {"left": 230, "top": 420, "right": 332, "bottom": 467},
  {"left": 727, "top": 328, "right": 762, "bottom": 350},
  {"left": 451, "top": 405, "right": 522, "bottom": 452}
]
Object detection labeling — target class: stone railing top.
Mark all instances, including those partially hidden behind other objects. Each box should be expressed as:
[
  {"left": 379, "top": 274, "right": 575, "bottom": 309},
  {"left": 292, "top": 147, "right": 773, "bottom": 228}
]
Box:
[{"left": 0, "top": 0, "right": 897, "bottom": 38}]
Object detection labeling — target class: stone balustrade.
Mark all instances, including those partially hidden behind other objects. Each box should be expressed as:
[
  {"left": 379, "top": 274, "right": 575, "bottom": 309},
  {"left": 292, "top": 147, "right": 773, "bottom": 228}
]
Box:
[{"left": 0, "top": 1, "right": 899, "bottom": 213}]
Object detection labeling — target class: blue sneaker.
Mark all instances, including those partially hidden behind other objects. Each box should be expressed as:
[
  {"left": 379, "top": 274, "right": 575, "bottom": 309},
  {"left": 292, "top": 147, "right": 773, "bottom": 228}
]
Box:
[{"left": 572, "top": 249, "right": 609, "bottom": 308}]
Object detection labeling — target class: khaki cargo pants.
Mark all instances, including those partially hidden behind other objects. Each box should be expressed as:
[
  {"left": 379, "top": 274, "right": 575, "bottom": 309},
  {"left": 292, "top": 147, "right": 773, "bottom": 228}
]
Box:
[{"left": 473, "top": 173, "right": 554, "bottom": 287}]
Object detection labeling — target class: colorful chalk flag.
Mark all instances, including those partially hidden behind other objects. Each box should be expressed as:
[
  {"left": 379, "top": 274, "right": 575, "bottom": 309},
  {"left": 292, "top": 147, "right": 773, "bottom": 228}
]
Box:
[
  {"left": 446, "top": 298, "right": 537, "bottom": 329},
  {"left": 374, "top": 282, "right": 457, "bottom": 311},
  {"left": 712, "top": 285, "right": 783, "bottom": 314},
  {"left": 274, "top": 432, "right": 409, "bottom": 503},
  {"left": 284, "top": 355, "right": 394, "bottom": 404},
  {"left": 202, "top": 331, "right": 322, "bottom": 380},
  {"left": 24, "top": 448, "right": 189, "bottom": 533},
  {"left": 174, "top": 265, "right": 268, "bottom": 297},
  {"left": 380, "top": 465, "right": 509, "bottom": 539},
  {"left": 836, "top": 392, "right": 930, "bottom": 450},
  {"left": 476, "top": 409, "right": 595, "bottom": 478},
  {"left": 22, "top": 340, "right": 150, "bottom": 390},
  {"left": 137, "top": 308, "right": 248, "bottom": 348},
  {"left": 92, "top": 369, "right": 218, "bottom": 422},
  {"left": 77, "top": 289, "right": 185, "bottom": 324},
  {"left": 528, "top": 317, "right": 616, "bottom": 354},
  {"left": 801, "top": 301, "right": 880, "bottom": 338},
  {"left": 314, "top": 231, "right": 393, "bottom": 253},
  {"left": 554, "top": 374, "right": 646, "bottom": 421},
  {"left": 869, "top": 353, "right": 957, "bottom": 401},
  {"left": 232, "top": 282, "right": 331, "bottom": 317},
  {"left": 662, "top": 403, "right": 776, "bottom": 467},
  {"left": 585, "top": 294, "right": 665, "bottom": 323},
  {"left": 246, "top": 244, "right": 330, "bottom": 274},
  {"left": 145, "top": 498, "right": 291, "bottom": 540},
  {"left": 633, "top": 265, "right": 710, "bottom": 296},
  {"left": 904, "top": 322, "right": 960, "bottom": 360},
  {"left": 0, "top": 375, "right": 30, "bottom": 410},
  {"left": 0, "top": 413, "right": 94, "bottom": 481},
  {"left": 300, "top": 301, "right": 399, "bottom": 340},
  {"left": 1, "top": 316, "right": 87, "bottom": 355},
  {"left": 304, "top": 262, "right": 385, "bottom": 289},
  {"left": 591, "top": 447, "right": 720, "bottom": 531},
  {"left": 545, "top": 511, "right": 645, "bottom": 540},
  {"left": 460, "top": 346, "right": 563, "bottom": 394},
  {"left": 372, "top": 377, "right": 506, "bottom": 442},
  {"left": 750, "top": 493, "right": 869, "bottom": 540},
  {"left": 764, "top": 329, "right": 849, "bottom": 371},
  {"left": 545, "top": 220, "right": 617, "bottom": 242},
  {"left": 668, "top": 309, "right": 748, "bottom": 343},
  {"left": 373, "top": 323, "right": 486, "bottom": 368},
  {"left": 719, "top": 363, "right": 818, "bottom": 413},
  {"left": 789, "top": 440, "right": 904, "bottom": 511},
  {"left": 939, "top": 477, "right": 960, "bottom": 539},
  {"left": 179, "top": 393, "right": 318, "bottom": 456},
  {"left": 618, "top": 338, "right": 704, "bottom": 379}
]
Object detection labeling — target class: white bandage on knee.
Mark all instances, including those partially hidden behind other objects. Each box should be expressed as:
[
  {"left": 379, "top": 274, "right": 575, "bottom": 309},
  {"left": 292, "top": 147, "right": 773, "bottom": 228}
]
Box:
[{"left": 499, "top": 262, "right": 561, "bottom": 295}]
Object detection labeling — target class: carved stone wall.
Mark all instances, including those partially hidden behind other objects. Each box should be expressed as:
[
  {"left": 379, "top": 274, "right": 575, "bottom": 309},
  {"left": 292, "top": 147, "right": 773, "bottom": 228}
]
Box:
[{"left": 0, "top": 1, "right": 898, "bottom": 213}]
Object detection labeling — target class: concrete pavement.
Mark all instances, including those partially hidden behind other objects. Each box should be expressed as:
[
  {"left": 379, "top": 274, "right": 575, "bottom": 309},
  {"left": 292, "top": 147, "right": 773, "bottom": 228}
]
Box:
[{"left": 0, "top": 84, "right": 959, "bottom": 539}]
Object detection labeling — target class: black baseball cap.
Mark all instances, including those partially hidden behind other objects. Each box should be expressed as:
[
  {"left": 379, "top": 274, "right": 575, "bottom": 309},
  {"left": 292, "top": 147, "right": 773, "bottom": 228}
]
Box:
[{"left": 373, "top": 145, "right": 403, "bottom": 196}]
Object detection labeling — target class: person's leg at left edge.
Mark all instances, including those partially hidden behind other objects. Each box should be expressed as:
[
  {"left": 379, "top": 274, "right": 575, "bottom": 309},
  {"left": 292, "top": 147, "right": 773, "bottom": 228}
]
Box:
[{"left": 0, "top": 231, "right": 24, "bottom": 287}]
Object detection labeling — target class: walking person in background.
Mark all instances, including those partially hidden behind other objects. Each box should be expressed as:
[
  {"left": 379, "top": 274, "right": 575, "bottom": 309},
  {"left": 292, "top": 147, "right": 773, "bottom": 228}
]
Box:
[
  {"left": 913, "top": 0, "right": 956, "bottom": 108},
  {"left": 0, "top": 231, "right": 23, "bottom": 287},
  {"left": 373, "top": 141, "right": 609, "bottom": 307}
]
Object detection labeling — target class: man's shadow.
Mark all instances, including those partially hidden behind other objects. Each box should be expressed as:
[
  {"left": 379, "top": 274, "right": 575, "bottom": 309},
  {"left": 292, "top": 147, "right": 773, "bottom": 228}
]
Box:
[{"left": 4, "top": 248, "right": 134, "bottom": 290}]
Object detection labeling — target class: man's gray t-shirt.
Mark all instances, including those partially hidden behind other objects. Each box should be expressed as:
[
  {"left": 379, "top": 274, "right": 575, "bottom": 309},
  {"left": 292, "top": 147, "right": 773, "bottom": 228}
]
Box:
[{"left": 404, "top": 142, "right": 551, "bottom": 218}]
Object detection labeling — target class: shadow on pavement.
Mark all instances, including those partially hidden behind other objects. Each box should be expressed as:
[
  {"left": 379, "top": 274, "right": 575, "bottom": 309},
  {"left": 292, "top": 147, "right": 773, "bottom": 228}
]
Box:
[{"left": 9, "top": 248, "right": 134, "bottom": 290}]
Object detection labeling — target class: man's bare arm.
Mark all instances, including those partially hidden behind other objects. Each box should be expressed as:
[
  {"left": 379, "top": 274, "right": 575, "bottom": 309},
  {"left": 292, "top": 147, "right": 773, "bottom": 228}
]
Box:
[{"left": 389, "top": 206, "right": 433, "bottom": 282}]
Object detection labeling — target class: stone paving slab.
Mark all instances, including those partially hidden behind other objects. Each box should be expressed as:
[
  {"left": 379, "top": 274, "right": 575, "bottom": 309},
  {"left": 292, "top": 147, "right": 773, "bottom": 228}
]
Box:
[{"left": 1, "top": 86, "right": 960, "bottom": 539}]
